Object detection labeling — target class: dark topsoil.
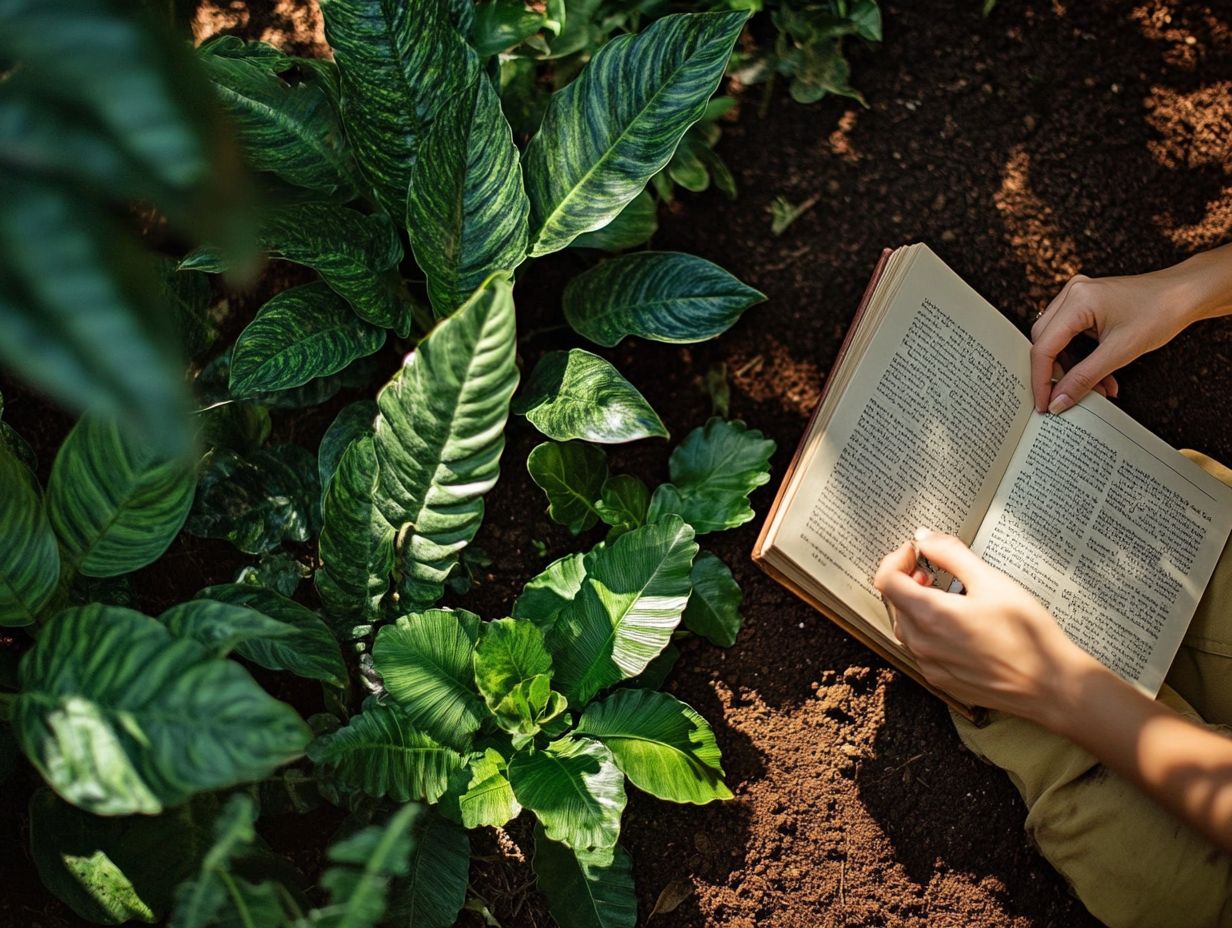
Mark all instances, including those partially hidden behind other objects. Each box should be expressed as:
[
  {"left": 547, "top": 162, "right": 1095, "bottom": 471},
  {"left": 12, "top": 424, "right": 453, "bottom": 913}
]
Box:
[{"left": 5, "top": 0, "right": 1232, "bottom": 926}]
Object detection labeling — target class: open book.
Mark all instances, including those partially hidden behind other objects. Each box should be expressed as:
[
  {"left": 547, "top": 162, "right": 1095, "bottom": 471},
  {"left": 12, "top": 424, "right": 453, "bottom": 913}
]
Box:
[{"left": 752, "top": 244, "right": 1232, "bottom": 719}]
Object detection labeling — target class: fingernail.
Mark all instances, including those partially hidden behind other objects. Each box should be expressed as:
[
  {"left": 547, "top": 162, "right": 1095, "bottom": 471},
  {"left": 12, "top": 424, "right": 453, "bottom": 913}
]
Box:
[
  {"left": 913, "top": 527, "right": 933, "bottom": 542},
  {"left": 1048, "top": 393, "right": 1073, "bottom": 415}
]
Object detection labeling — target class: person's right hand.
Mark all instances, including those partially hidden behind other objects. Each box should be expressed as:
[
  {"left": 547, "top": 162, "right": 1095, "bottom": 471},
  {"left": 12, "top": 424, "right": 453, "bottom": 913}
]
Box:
[{"left": 1029, "top": 271, "right": 1192, "bottom": 414}]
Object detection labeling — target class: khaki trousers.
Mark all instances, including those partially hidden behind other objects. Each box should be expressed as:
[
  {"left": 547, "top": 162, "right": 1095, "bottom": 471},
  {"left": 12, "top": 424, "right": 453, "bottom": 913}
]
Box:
[{"left": 952, "top": 450, "right": 1232, "bottom": 928}]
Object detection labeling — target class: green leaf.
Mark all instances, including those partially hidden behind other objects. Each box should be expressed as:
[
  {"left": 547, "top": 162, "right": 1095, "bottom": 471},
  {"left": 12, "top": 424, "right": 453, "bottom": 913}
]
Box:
[
  {"left": 14, "top": 606, "right": 310, "bottom": 815},
  {"left": 320, "top": 0, "right": 479, "bottom": 222},
  {"left": 318, "top": 400, "right": 378, "bottom": 501},
  {"left": 199, "top": 39, "right": 358, "bottom": 197},
  {"left": 647, "top": 418, "right": 775, "bottom": 533},
  {"left": 595, "top": 475, "right": 649, "bottom": 541},
  {"left": 514, "top": 349, "right": 666, "bottom": 444},
  {"left": 159, "top": 599, "right": 295, "bottom": 657},
  {"left": 388, "top": 810, "right": 470, "bottom": 928},
  {"left": 156, "top": 258, "right": 217, "bottom": 360},
  {"left": 524, "top": 11, "right": 748, "bottom": 255},
  {"left": 314, "top": 804, "right": 419, "bottom": 928},
  {"left": 186, "top": 445, "right": 321, "bottom": 555},
  {"left": 181, "top": 202, "right": 411, "bottom": 334},
  {"left": 372, "top": 277, "right": 518, "bottom": 608},
  {"left": 307, "top": 699, "right": 463, "bottom": 803},
  {"left": 570, "top": 190, "right": 658, "bottom": 253},
  {"left": 198, "top": 584, "right": 348, "bottom": 689},
  {"left": 527, "top": 441, "right": 608, "bottom": 534},
  {"left": 441, "top": 747, "right": 520, "bottom": 829},
  {"left": 508, "top": 735, "right": 626, "bottom": 853},
  {"left": 408, "top": 74, "right": 528, "bottom": 315},
  {"left": 0, "top": 447, "right": 60, "bottom": 626},
  {"left": 47, "top": 412, "right": 195, "bottom": 578},
  {"left": 513, "top": 552, "right": 586, "bottom": 631},
  {"left": 235, "top": 551, "right": 310, "bottom": 598},
  {"left": 316, "top": 435, "right": 395, "bottom": 634},
  {"left": 471, "top": 0, "right": 551, "bottom": 55},
  {"left": 229, "top": 283, "right": 386, "bottom": 398},
  {"left": 549, "top": 516, "right": 697, "bottom": 705},
  {"left": 563, "top": 252, "right": 764, "bottom": 347},
  {"left": 682, "top": 551, "right": 741, "bottom": 647},
  {"left": 474, "top": 618, "right": 554, "bottom": 712},
  {"left": 533, "top": 827, "right": 637, "bottom": 928},
  {"left": 576, "top": 689, "right": 730, "bottom": 804},
  {"left": 372, "top": 609, "right": 485, "bottom": 750}
]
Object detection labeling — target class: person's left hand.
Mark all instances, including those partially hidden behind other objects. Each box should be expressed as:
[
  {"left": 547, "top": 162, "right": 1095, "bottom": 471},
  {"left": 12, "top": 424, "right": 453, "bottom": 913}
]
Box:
[{"left": 873, "top": 529, "right": 1102, "bottom": 727}]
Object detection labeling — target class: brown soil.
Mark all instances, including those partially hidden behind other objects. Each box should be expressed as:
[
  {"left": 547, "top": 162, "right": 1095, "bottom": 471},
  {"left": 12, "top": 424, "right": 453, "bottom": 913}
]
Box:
[{"left": 5, "top": 0, "right": 1232, "bottom": 926}]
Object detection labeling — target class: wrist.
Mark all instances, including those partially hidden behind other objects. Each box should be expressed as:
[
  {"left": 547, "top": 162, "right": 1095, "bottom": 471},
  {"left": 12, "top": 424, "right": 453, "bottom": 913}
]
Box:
[
  {"left": 1158, "top": 248, "right": 1232, "bottom": 328},
  {"left": 1029, "top": 644, "right": 1109, "bottom": 735}
]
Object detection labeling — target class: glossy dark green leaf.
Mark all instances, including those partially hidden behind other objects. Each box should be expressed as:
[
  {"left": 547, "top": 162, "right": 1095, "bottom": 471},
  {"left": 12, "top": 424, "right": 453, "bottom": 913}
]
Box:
[
  {"left": 563, "top": 251, "right": 764, "bottom": 347},
  {"left": 388, "top": 811, "right": 470, "bottom": 928},
  {"left": 181, "top": 202, "right": 412, "bottom": 334},
  {"left": 0, "top": 447, "right": 60, "bottom": 626},
  {"left": 235, "top": 551, "right": 310, "bottom": 598},
  {"left": 229, "top": 282, "right": 385, "bottom": 398},
  {"left": 373, "top": 277, "right": 518, "bottom": 607},
  {"left": 512, "top": 552, "right": 586, "bottom": 631},
  {"left": 514, "top": 349, "right": 666, "bottom": 444},
  {"left": 318, "top": 400, "right": 378, "bottom": 501},
  {"left": 186, "top": 444, "right": 321, "bottom": 555},
  {"left": 524, "top": 12, "right": 748, "bottom": 255},
  {"left": 527, "top": 441, "right": 608, "bottom": 534},
  {"left": 509, "top": 735, "right": 626, "bottom": 853},
  {"left": 647, "top": 418, "right": 775, "bottom": 533},
  {"left": 320, "top": 0, "right": 479, "bottom": 221},
  {"left": 472, "top": 0, "right": 550, "bottom": 55},
  {"left": 159, "top": 598, "right": 295, "bottom": 658},
  {"left": 533, "top": 827, "right": 637, "bottom": 928},
  {"left": 47, "top": 412, "right": 196, "bottom": 579},
  {"left": 198, "top": 584, "right": 347, "bottom": 689},
  {"left": 682, "top": 550, "right": 742, "bottom": 647},
  {"left": 315, "top": 804, "right": 420, "bottom": 928},
  {"left": 408, "top": 75, "right": 528, "bottom": 315},
  {"left": 595, "top": 475, "right": 649, "bottom": 541},
  {"left": 14, "top": 606, "right": 310, "bottom": 815},
  {"left": 569, "top": 191, "right": 658, "bottom": 253}
]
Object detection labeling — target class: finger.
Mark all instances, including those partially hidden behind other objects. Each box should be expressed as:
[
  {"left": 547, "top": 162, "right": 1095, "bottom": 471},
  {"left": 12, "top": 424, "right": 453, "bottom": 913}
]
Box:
[
  {"left": 874, "top": 542, "right": 918, "bottom": 588},
  {"left": 1029, "top": 306, "right": 1096, "bottom": 413},
  {"left": 912, "top": 529, "right": 991, "bottom": 590},
  {"left": 912, "top": 568, "right": 932, "bottom": 586},
  {"left": 1031, "top": 274, "right": 1087, "bottom": 342},
  {"left": 1050, "top": 337, "right": 1128, "bottom": 413},
  {"left": 1093, "top": 382, "right": 1108, "bottom": 398},
  {"left": 877, "top": 568, "right": 948, "bottom": 624},
  {"left": 1103, "top": 373, "right": 1119, "bottom": 398}
]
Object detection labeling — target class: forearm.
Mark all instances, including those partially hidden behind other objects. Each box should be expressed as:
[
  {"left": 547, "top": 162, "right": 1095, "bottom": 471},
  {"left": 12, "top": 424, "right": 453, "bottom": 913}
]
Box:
[
  {"left": 1039, "top": 656, "right": 1232, "bottom": 853},
  {"left": 1160, "top": 243, "right": 1232, "bottom": 326}
]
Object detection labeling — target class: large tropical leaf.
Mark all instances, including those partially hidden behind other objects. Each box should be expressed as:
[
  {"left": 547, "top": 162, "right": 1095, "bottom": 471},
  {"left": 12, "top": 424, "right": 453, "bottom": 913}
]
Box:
[
  {"left": 527, "top": 441, "right": 608, "bottom": 534},
  {"left": 159, "top": 598, "right": 295, "bottom": 658},
  {"left": 371, "top": 609, "right": 485, "bottom": 750},
  {"left": 14, "top": 606, "right": 310, "bottom": 815},
  {"left": 533, "top": 827, "right": 637, "bottom": 928},
  {"left": 473, "top": 618, "right": 554, "bottom": 712},
  {"left": 508, "top": 735, "right": 626, "bottom": 853},
  {"left": 318, "top": 400, "right": 378, "bottom": 501},
  {"left": 388, "top": 811, "right": 470, "bottom": 928},
  {"left": 514, "top": 349, "right": 667, "bottom": 444},
  {"left": 180, "top": 202, "right": 412, "bottom": 334},
  {"left": 594, "top": 475, "right": 649, "bottom": 541},
  {"left": 512, "top": 552, "right": 586, "bottom": 631},
  {"left": 647, "top": 418, "right": 775, "bottom": 533},
  {"left": 319, "top": 0, "right": 479, "bottom": 221},
  {"left": 682, "top": 550, "right": 742, "bottom": 647},
  {"left": 523, "top": 11, "right": 748, "bottom": 255},
  {"left": 197, "top": 584, "right": 347, "bottom": 689},
  {"left": 46, "top": 412, "right": 195, "bottom": 579},
  {"left": 549, "top": 517, "right": 697, "bottom": 705},
  {"left": 229, "top": 282, "right": 386, "bottom": 398},
  {"left": 440, "top": 747, "right": 520, "bottom": 829},
  {"left": 372, "top": 277, "right": 518, "bottom": 607},
  {"left": 563, "top": 251, "right": 765, "bottom": 346},
  {"left": 570, "top": 191, "right": 658, "bottom": 253},
  {"left": 408, "top": 74, "right": 528, "bottom": 315},
  {"left": 308, "top": 699, "right": 463, "bottom": 803},
  {"left": 0, "top": 447, "right": 60, "bottom": 626},
  {"left": 576, "top": 688, "right": 730, "bottom": 804},
  {"left": 314, "top": 804, "right": 419, "bottom": 928}
]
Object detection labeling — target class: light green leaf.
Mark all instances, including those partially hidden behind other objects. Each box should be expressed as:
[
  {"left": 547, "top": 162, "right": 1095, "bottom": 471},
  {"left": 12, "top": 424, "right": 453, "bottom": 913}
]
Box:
[
  {"left": 47, "top": 412, "right": 195, "bottom": 579},
  {"left": 576, "top": 688, "right": 730, "bottom": 804},
  {"left": 314, "top": 804, "right": 419, "bottom": 928},
  {"left": 14, "top": 606, "right": 310, "bottom": 815},
  {"left": 0, "top": 446, "right": 60, "bottom": 626},
  {"left": 527, "top": 441, "right": 608, "bottom": 534},
  {"left": 440, "top": 747, "right": 520, "bottom": 829},
  {"left": 524, "top": 11, "right": 748, "bottom": 255},
  {"left": 563, "top": 251, "right": 764, "bottom": 347},
  {"left": 198, "top": 584, "right": 348, "bottom": 689},
  {"left": 549, "top": 516, "right": 697, "bottom": 705},
  {"left": 408, "top": 74, "right": 528, "bottom": 315},
  {"left": 318, "top": 400, "right": 378, "bottom": 501},
  {"left": 307, "top": 699, "right": 463, "bottom": 803},
  {"left": 372, "top": 277, "right": 518, "bottom": 608},
  {"left": 508, "top": 735, "right": 626, "bottom": 853},
  {"left": 319, "top": 0, "right": 479, "bottom": 221},
  {"left": 570, "top": 191, "right": 658, "bottom": 253},
  {"left": 471, "top": 0, "right": 550, "bottom": 55},
  {"left": 682, "top": 551, "right": 742, "bottom": 647},
  {"left": 388, "top": 810, "right": 470, "bottom": 928},
  {"left": 372, "top": 609, "right": 485, "bottom": 750},
  {"left": 514, "top": 349, "right": 666, "bottom": 444},
  {"left": 474, "top": 618, "right": 554, "bottom": 712},
  {"left": 158, "top": 599, "right": 295, "bottom": 658},
  {"left": 647, "top": 418, "right": 775, "bottom": 533},
  {"left": 181, "top": 202, "right": 411, "bottom": 334},
  {"left": 512, "top": 552, "right": 586, "bottom": 631},
  {"left": 229, "top": 282, "right": 385, "bottom": 397},
  {"left": 533, "top": 827, "right": 636, "bottom": 928},
  {"left": 594, "top": 475, "right": 649, "bottom": 541}
]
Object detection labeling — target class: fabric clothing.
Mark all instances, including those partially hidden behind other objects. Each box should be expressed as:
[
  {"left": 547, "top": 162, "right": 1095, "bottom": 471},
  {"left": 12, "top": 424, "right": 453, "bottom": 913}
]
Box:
[{"left": 951, "top": 449, "right": 1232, "bottom": 928}]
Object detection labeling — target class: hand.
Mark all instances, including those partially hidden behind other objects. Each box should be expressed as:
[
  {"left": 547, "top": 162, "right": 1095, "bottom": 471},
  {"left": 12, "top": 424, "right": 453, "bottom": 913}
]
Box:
[{"left": 872, "top": 529, "right": 1103, "bottom": 726}]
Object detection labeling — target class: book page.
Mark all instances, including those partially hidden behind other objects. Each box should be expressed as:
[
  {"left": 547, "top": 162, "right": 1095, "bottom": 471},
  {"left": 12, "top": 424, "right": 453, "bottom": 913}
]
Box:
[
  {"left": 969, "top": 395, "right": 1232, "bottom": 696},
  {"left": 773, "top": 248, "right": 1035, "bottom": 634}
]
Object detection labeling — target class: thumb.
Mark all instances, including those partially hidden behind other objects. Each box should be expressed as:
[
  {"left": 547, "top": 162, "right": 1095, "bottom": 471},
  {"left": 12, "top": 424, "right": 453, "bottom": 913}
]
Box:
[
  {"left": 913, "top": 529, "right": 989, "bottom": 589},
  {"left": 1049, "top": 339, "right": 1127, "bottom": 412}
]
